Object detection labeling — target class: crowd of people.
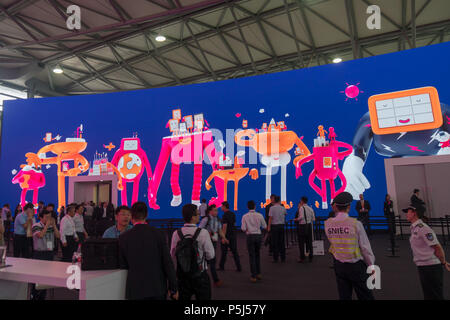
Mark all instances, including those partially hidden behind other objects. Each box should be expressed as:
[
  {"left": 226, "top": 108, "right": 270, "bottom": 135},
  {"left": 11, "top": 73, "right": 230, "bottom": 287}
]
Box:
[{"left": 0, "top": 187, "right": 448, "bottom": 301}]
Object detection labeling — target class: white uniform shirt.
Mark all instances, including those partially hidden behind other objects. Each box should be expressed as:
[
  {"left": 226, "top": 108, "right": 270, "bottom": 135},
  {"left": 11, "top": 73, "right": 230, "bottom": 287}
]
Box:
[
  {"left": 73, "top": 213, "right": 85, "bottom": 233},
  {"left": 297, "top": 205, "right": 315, "bottom": 224},
  {"left": 59, "top": 215, "right": 78, "bottom": 244},
  {"left": 170, "top": 224, "right": 215, "bottom": 270},
  {"left": 331, "top": 212, "right": 375, "bottom": 265},
  {"left": 241, "top": 210, "right": 267, "bottom": 235},
  {"left": 409, "top": 219, "right": 440, "bottom": 266}
]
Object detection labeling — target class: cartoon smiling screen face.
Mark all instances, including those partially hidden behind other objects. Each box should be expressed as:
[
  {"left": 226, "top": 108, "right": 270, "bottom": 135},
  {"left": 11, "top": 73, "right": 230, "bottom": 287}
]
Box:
[
  {"left": 368, "top": 87, "right": 443, "bottom": 135},
  {"left": 123, "top": 139, "right": 138, "bottom": 151}
]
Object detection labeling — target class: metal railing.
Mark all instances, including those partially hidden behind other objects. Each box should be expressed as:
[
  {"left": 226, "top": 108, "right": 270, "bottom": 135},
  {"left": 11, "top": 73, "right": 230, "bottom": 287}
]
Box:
[{"left": 283, "top": 215, "right": 450, "bottom": 248}]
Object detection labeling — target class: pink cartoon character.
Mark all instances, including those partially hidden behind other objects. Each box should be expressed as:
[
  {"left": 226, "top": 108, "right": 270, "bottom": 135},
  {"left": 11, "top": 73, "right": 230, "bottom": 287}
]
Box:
[
  {"left": 111, "top": 136, "right": 153, "bottom": 207},
  {"left": 149, "top": 129, "right": 221, "bottom": 209},
  {"left": 12, "top": 153, "right": 46, "bottom": 209},
  {"left": 294, "top": 127, "right": 353, "bottom": 209}
]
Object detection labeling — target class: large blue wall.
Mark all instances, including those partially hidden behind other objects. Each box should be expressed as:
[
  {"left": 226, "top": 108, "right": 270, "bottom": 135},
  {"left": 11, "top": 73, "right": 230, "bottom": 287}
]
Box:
[{"left": 1, "top": 42, "right": 449, "bottom": 222}]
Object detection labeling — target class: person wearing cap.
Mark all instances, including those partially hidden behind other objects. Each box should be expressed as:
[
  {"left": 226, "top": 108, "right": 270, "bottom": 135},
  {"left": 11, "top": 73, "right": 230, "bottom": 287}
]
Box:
[
  {"left": 324, "top": 191, "right": 375, "bottom": 300},
  {"left": 404, "top": 205, "right": 450, "bottom": 300}
]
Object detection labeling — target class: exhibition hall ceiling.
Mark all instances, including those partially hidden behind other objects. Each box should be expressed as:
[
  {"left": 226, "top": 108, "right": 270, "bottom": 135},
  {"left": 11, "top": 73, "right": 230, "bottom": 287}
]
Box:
[{"left": 0, "top": 0, "right": 449, "bottom": 96}]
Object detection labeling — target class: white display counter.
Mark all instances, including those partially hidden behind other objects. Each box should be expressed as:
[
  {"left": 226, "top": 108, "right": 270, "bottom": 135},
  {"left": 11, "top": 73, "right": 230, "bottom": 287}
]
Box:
[{"left": 0, "top": 257, "right": 127, "bottom": 300}]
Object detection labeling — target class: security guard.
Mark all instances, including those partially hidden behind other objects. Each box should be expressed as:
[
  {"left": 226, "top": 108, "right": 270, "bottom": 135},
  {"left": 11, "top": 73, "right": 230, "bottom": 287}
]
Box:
[
  {"left": 324, "top": 192, "right": 375, "bottom": 300},
  {"left": 404, "top": 206, "right": 450, "bottom": 300}
]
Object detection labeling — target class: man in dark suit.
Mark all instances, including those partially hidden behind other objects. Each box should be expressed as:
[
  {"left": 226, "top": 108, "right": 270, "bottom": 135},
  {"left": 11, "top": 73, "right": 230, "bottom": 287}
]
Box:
[
  {"left": 119, "top": 202, "right": 178, "bottom": 300},
  {"left": 356, "top": 194, "right": 371, "bottom": 235},
  {"left": 411, "top": 188, "right": 426, "bottom": 218}
]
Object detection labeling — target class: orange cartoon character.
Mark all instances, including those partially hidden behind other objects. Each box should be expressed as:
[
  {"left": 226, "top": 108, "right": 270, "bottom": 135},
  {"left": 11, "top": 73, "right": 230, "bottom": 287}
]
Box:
[
  {"left": 317, "top": 125, "right": 327, "bottom": 138},
  {"left": 205, "top": 150, "right": 259, "bottom": 210},
  {"left": 32, "top": 125, "right": 90, "bottom": 210},
  {"left": 235, "top": 119, "right": 310, "bottom": 208}
]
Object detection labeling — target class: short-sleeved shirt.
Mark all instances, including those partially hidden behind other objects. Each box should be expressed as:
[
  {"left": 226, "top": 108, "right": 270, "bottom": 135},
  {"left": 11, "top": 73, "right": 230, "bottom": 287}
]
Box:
[
  {"left": 222, "top": 211, "right": 236, "bottom": 238},
  {"left": 296, "top": 205, "right": 315, "bottom": 224},
  {"left": 32, "top": 222, "right": 55, "bottom": 251},
  {"left": 199, "top": 216, "right": 222, "bottom": 235},
  {"left": 409, "top": 219, "right": 440, "bottom": 266},
  {"left": 14, "top": 212, "right": 28, "bottom": 235},
  {"left": 199, "top": 203, "right": 207, "bottom": 217},
  {"left": 269, "top": 204, "right": 287, "bottom": 225},
  {"left": 73, "top": 213, "right": 85, "bottom": 233},
  {"left": 241, "top": 210, "right": 267, "bottom": 235},
  {"left": 103, "top": 224, "right": 133, "bottom": 238}
]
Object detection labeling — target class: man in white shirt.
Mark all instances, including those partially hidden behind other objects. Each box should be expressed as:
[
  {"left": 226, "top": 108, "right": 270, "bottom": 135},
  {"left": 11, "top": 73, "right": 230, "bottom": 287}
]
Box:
[
  {"left": 241, "top": 200, "right": 267, "bottom": 282},
  {"left": 324, "top": 192, "right": 375, "bottom": 300},
  {"left": 267, "top": 195, "right": 287, "bottom": 262},
  {"left": 294, "top": 197, "right": 316, "bottom": 263},
  {"left": 73, "top": 204, "right": 88, "bottom": 242},
  {"left": 84, "top": 201, "right": 94, "bottom": 221},
  {"left": 59, "top": 205, "right": 79, "bottom": 262},
  {"left": 404, "top": 205, "right": 450, "bottom": 300},
  {"left": 199, "top": 199, "right": 207, "bottom": 218},
  {"left": 170, "top": 204, "right": 214, "bottom": 300}
]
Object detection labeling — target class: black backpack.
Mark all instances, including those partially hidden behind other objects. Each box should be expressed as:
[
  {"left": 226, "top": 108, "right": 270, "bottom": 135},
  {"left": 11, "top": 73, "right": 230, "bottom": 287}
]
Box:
[{"left": 175, "top": 228, "right": 202, "bottom": 276}]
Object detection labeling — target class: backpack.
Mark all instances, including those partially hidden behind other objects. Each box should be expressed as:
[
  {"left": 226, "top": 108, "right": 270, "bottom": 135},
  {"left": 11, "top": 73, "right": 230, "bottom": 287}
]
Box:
[{"left": 175, "top": 228, "right": 203, "bottom": 276}]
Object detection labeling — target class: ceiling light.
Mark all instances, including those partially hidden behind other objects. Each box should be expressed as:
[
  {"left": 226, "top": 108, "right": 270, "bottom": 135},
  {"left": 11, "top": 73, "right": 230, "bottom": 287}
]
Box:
[
  {"left": 52, "top": 65, "right": 63, "bottom": 74},
  {"left": 155, "top": 34, "right": 166, "bottom": 42},
  {"left": 332, "top": 57, "right": 343, "bottom": 64}
]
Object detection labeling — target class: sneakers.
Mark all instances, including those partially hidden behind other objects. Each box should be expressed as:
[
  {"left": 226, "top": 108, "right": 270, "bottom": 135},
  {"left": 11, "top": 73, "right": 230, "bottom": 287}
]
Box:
[
  {"left": 250, "top": 277, "right": 257, "bottom": 283},
  {"left": 256, "top": 274, "right": 262, "bottom": 280},
  {"left": 214, "top": 280, "right": 223, "bottom": 287}
]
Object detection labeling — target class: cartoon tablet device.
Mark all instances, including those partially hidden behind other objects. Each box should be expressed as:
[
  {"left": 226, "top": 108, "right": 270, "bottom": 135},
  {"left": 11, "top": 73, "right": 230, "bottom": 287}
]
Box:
[
  {"left": 172, "top": 109, "right": 182, "bottom": 120},
  {"left": 169, "top": 119, "right": 179, "bottom": 133},
  {"left": 179, "top": 122, "right": 187, "bottom": 134},
  {"left": 368, "top": 87, "right": 442, "bottom": 135},
  {"left": 194, "top": 113, "right": 204, "bottom": 129},
  {"left": 184, "top": 115, "right": 194, "bottom": 129},
  {"left": 343, "top": 86, "right": 450, "bottom": 199}
]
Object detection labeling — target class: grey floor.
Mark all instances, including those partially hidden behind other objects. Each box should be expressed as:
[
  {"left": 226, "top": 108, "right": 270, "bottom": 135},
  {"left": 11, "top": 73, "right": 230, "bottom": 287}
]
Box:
[
  {"left": 30, "top": 232, "right": 450, "bottom": 300},
  {"left": 209, "top": 233, "right": 450, "bottom": 300}
]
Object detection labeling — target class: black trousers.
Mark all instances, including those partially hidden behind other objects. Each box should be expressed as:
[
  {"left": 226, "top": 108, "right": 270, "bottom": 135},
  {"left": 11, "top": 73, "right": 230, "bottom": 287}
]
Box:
[
  {"left": 208, "top": 241, "right": 219, "bottom": 283},
  {"left": 271, "top": 225, "right": 285, "bottom": 262},
  {"left": 265, "top": 216, "right": 273, "bottom": 253},
  {"left": 418, "top": 264, "right": 444, "bottom": 300},
  {"left": 76, "top": 232, "right": 85, "bottom": 243},
  {"left": 219, "top": 236, "right": 241, "bottom": 270},
  {"left": 333, "top": 259, "right": 374, "bottom": 300},
  {"left": 358, "top": 213, "right": 371, "bottom": 235},
  {"left": 13, "top": 234, "right": 31, "bottom": 258},
  {"left": 3, "top": 221, "right": 11, "bottom": 244},
  {"left": 61, "top": 236, "right": 78, "bottom": 262},
  {"left": 297, "top": 223, "right": 313, "bottom": 261},
  {"left": 31, "top": 251, "right": 55, "bottom": 300},
  {"left": 385, "top": 214, "right": 396, "bottom": 248},
  {"left": 246, "top": 234, "right": 262, "bottom": 277},
  {"left": 178, "top": 271, "right": 211, "bottom": 301}
]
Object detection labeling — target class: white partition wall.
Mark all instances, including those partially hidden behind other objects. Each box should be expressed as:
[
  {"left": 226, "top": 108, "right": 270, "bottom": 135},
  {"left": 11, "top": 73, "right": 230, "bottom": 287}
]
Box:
[{"left": 385, "top": 155, "right": 450, "bottom": 220}]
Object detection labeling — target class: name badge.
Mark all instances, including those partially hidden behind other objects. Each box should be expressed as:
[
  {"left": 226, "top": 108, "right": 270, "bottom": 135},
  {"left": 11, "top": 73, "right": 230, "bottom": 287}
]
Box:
[{"left": 212, "top": 232, "right": 218, "bottom": 242}]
